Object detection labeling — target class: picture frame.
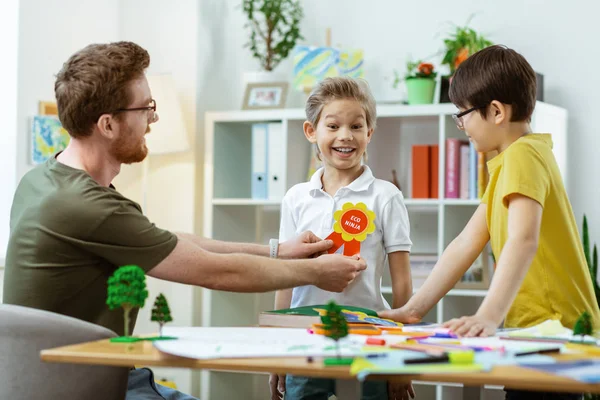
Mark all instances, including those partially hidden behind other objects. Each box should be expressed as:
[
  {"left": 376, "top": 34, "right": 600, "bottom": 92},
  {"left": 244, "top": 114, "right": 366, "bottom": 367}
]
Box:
[
  {"left": 454, "top": 249, "right": 492, "bottom": 290},
  {"left": 39, "top": 101, "right": 58, "bottom": 115},
  {"left": 242, "top": 82, "right": 288, "bottom": 110}
]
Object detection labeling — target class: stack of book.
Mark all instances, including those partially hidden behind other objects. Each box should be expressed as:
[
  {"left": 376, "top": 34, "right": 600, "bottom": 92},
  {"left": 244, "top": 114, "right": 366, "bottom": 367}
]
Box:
[{"left": 411, "top": 141, "right": 498, "bottom": 200}]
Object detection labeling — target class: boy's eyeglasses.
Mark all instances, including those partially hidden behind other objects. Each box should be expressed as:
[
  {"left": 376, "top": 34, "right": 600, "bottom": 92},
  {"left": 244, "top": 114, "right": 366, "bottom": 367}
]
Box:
[{"left": 452, "top": 105, "right": 486, "bottom": 130}]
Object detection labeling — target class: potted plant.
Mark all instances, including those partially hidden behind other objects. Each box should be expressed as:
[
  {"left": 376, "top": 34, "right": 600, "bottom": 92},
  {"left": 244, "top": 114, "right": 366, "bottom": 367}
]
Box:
[
  {"left": 242, "top": 0, "right": 304, "bottom": 82},
  {"left": 394, "top": 60, "right": 437, "bottom": 105},
  {"left": 439, "top": 17, "right": 493, "bottom": 102}
]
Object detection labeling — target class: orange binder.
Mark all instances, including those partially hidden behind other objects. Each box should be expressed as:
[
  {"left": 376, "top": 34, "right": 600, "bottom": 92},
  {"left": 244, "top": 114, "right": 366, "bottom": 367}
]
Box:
[{"left": 412, "top": 145, "right": 430, "bottom": 198}]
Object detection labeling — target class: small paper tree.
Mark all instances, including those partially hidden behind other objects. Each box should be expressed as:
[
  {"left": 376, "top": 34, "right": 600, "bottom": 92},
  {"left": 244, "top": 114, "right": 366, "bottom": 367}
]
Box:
[
  {"left": 320, "top": 300, "right": 348, "bottom": 359},
  {"left": 151, "top": 293, "right": 173, "bottom": 336},
  {"left": 106, "top": 265, "right": 148, "bottom": 338},
  {"left": 574, "top": 311, "right": 593, "bottom": 342}
]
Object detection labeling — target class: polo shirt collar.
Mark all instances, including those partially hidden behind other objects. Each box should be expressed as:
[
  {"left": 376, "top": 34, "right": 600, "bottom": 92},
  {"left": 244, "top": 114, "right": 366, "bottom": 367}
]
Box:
[{"left": 308, "top": 166, "right": 375, "bottom": 196}]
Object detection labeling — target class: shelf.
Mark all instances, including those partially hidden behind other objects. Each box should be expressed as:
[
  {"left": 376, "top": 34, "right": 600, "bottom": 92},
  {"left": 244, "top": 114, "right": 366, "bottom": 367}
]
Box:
[
  {"left": 212, "top": 198, "right": 480, "bottom": 207},
  {"left": 443, "top": 199, "right": 480, "bottom": 206},
  {"left": 212, "top": 198, "right": 282, "bottom": 206},
  {"left": 205, "top": 103, "right": 461, "bottom": 123},
  {"left": 414, "top": 381, "right": 503, "bottom": 390},
  {"left": 382, "top": 286, "right": 487, "bottom": 297}
]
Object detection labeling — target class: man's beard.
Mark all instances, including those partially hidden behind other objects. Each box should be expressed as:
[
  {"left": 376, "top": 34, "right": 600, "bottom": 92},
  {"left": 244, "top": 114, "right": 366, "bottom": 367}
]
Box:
[{"left": 110, "top": 124, "right": 149, "bottom": 164}]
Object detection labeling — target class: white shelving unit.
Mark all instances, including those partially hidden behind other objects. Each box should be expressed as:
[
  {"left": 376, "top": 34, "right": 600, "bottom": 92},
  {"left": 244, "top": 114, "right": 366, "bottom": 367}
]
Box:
[{"left": 202, "top": 102, "right": 567, "bottom": 400}]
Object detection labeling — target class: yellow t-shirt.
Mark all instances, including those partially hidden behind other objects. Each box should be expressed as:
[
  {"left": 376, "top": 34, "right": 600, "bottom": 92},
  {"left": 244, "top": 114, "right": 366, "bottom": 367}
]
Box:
[{"left": 483, "top": 133, "right": 600, "bottom": 329}]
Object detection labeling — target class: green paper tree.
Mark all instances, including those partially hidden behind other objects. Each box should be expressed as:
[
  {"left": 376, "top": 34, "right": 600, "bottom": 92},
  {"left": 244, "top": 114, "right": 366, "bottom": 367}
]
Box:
[
  {"left": 320, "top": 300, "right": 348, "bottom": 359},
  {"left": 106, "top": 265, "right": 148, "bottom": 337},
  {"left": 151, "top": 293, "right": 173, "bottom": 337},
  {"left": 574, "top": 311, "right": 593, "bottom": 342}
]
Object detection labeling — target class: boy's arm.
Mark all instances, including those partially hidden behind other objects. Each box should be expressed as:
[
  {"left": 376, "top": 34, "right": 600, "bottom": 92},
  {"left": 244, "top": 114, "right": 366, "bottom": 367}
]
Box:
[
  {"left": 444, "top": 194, "right": 542, "bottom": 337},
  {"left": 388, "top": 251, "right": 412, "bottom": 309},
  {"left": 274, "top": 289, "right": 293, "bottom": 309},
  {"left": 379, "top": 204, "right": 490, "bottom": 322},
  {"left": 274, "top": 193, "right": 298, "bottom": 310}
]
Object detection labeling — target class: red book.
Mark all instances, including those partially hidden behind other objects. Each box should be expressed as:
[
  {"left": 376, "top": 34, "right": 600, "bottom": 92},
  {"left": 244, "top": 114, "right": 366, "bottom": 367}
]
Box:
[
  {"left": 445, "top": 139, "right": 461, "bottom": 198},
  {"left": 429, "top": 145, "right": 439, "bottom": 199}
]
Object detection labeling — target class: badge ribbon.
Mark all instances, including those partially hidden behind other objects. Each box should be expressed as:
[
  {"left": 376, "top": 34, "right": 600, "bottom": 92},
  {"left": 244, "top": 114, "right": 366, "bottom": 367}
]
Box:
[{"left": 325, "top": 202, "right": 376, "bottom": 256}]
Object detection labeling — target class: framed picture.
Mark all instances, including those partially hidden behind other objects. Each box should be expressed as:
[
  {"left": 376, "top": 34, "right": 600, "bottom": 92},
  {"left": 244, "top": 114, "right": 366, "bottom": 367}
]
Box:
[
  {"left": 39, "top": 101, "right": 58, "bottom": 115},
  {"left": 242, "top": 82, "right": 288, "bottom": 110},
  {"left": 31, "top": 115, "right": 70, "bottom": 164},
  {"left": 454, "top": 248, "right": 492, "bottom": 290}
]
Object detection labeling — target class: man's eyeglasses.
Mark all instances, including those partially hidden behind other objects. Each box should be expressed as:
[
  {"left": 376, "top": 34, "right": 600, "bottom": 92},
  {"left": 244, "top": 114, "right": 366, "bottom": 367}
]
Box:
[
  {"left": 452, "top": 105, "right": 486, "bottom": 130},
  {"left": 114, "top": 99, "right": 157, "bottom": 119}
]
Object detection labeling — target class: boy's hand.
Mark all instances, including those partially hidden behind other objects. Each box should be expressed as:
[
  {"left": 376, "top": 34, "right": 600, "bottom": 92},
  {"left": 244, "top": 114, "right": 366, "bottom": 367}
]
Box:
[
  {"left": 268, "top": 373, "right": 286, "bottom": 400},
  {"left": 442, "top": 315, "right": 496, "bottom": 337},
  {"left": 378, "top": 306, "right": 422, "bottom": 324},
  {"left": 389, "top": 381, "right": 415, "bottom": 400},
  {"left": 314, "top": 254, "right": 366, "bottom": 292},
  {"left": 279, "top": 231, "right": 333, "bottom": 259}
]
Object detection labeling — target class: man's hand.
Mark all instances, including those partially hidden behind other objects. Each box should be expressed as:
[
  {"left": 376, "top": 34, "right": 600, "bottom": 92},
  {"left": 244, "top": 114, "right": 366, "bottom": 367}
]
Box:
[
  {"left": 388, "top": 381, "right": 415, "bottom": 400},
  {"left": 268, "top": 373, "right": 285, "bottom": 400},
  {"left": 442, "top": 315, "right": 497, "bottom": 337},
  {"left": 279, "top": 231, "right": 333, "bottom": 259},
  {"left": 378, "top": 306, "right": 421, "bottom": 324},
  {"left": 314, "top": 254, "right": 366, "bottom": 292}
]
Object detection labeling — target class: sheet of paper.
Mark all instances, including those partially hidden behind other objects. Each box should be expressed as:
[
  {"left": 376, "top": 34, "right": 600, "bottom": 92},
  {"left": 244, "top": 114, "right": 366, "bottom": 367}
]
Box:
[
  {"left": 154, "top": 327, "right": 370, "bottom": 359},
  {"left": 351, "top": 349, "right": 556, "bottom": 381},
  {"left": 519, "top": 360, "right": 600, "bottom": 383}
]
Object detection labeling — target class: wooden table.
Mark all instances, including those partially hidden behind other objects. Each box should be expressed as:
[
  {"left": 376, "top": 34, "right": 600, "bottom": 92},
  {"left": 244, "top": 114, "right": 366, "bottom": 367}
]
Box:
[{"left": 41, "top": 339, "right": 600, "bottom": 398}]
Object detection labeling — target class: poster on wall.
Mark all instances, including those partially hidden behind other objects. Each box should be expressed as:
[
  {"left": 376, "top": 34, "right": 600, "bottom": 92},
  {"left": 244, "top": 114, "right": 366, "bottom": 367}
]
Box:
[
  {"left": 31, "top": 115, "right": 70, "bottom": 165},
  {"left": 293, "top": 45, "right": 364, "bottom": 92}
]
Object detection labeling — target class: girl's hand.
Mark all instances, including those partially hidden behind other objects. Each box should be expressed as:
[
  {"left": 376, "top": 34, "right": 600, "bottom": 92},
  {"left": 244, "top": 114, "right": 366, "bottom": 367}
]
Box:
[{"left": 443, "top": 315, "right": 496, "bottom": 337}]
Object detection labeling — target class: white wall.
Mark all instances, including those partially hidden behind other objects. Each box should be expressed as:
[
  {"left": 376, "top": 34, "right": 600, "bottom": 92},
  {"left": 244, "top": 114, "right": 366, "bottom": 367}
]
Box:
[
  {"left": 196, "top": 0, "right": 600, "bottom": 245},
  {"left": 0, "top": 0, "right": 20, "bottom": 294},
  {"left": 16, "top": 0, "right": 119, "bottom": 181},
  {"left": 116, "top": 0, "right": 199, "bottom": 395}
]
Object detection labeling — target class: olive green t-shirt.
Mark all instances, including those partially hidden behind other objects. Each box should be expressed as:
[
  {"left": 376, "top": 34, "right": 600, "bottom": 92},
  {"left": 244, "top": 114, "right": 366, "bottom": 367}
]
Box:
[{"left": 3, "top": 155, "right": 177, "bottom": 336}]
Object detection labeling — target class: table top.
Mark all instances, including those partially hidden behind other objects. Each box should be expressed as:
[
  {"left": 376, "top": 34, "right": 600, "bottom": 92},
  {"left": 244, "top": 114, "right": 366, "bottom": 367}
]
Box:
[{"left": 40, "top": 338, "right": 600, "bottom": 394}]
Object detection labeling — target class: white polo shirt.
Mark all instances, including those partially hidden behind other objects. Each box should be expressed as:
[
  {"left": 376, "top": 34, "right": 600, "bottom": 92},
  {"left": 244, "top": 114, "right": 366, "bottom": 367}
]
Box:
[{"left": 279, "top": 166, "right": 412, "bottom": 311}]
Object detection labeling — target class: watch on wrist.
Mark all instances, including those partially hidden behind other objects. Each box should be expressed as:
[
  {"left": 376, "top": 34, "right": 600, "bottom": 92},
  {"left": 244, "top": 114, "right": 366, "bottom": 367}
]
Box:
[{"left": 269, "top": 238, "right": 279, "bottom": 258}]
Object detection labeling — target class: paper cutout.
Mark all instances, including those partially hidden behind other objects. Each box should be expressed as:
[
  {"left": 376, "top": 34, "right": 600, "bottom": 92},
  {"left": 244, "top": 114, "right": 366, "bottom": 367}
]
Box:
[{"left": 326, "top": 202, "right": 376, "bottom": 256}]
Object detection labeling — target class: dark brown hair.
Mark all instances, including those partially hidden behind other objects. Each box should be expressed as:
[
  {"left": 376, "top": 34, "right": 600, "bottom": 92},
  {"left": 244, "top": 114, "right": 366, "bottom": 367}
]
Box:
[
  {"left": 54, "top": 41, "right": 150, "bottom": 138},
  {"left": 449, "top": 45, "right": 537, "bottom": 122}
]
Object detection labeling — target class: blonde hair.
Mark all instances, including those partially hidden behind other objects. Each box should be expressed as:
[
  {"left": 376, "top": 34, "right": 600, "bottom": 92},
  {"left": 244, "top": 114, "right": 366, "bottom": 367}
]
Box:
[
  {"left": 305, "top": 77, "right": 377, "bottom": 161},
  {"left": 305, "top": 76, "right": 377, "bottom": 130}
]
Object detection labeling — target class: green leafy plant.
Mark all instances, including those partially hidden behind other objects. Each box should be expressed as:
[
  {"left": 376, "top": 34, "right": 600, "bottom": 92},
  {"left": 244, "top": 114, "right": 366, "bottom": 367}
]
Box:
[
  {"left": 574, "top": 311, "right": 593, "bottom": 340},
  {"left": 151, "top": 293, "right": 173, "bottom": 337},
  {"left": 581, "top": 216, "right": 600, "bottom": 400},
  {"left": 440, "top": 15, "right": 493, "bottom": 74},
  {"left": 393, "top": 60, "right": 437, "bottom": 89},
  {"left": 106, "top": 265, "right": 148, "bottom": 337},
  {"left": 583, "top": 215, "right": 600, "bottom": 304},
  {"left": 320, "top": 300, "right": 348, "bottom": 358},
  {"left": 242, "top": 0, "right": 304, "bottom": 71}
]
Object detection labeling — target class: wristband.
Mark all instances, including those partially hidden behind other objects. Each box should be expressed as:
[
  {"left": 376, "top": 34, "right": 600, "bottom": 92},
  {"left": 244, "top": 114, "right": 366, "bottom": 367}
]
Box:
[{"left": 269, "top": 238, "right": 279, "bottom": 258}]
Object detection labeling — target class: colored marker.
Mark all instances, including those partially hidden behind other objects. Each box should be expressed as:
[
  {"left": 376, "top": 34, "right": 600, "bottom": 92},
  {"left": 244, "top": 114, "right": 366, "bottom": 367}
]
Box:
[{"left": 366, "top": 337, "right": 386, "bottom": 346}]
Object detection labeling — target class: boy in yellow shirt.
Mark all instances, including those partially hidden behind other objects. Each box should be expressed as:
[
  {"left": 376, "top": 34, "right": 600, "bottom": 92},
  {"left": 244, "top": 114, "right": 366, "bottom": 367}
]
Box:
[{"left": 380, "top": 45, "right": 599, "bottom": 400}]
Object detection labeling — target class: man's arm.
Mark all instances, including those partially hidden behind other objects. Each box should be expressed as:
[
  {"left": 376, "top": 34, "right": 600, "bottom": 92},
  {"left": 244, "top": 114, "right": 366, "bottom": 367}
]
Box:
[
  {"left": 176, "top": 232, "right": 267, "bottom": 255},
  {"left": 147, "top": 235, "right": 366, "bottom": 293},
  {"left": 379, "top": 204, "right": 490, "bottom": 321},
  {"left": 176, "top": 231, "right": 333, "bottom": 259},
  {"left": 388, "top": 251, "right": 412, "bottom": 309},
  {"left": 444, "top": 194, "right": 541, "bottom": 336}
]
